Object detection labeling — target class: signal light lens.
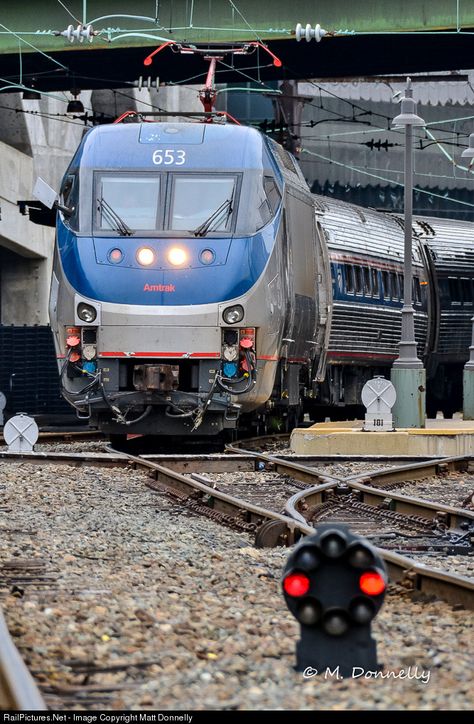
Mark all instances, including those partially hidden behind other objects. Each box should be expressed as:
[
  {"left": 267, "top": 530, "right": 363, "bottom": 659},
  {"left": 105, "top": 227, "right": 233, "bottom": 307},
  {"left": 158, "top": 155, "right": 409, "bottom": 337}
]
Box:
[
  {"left": 295, "top": 547, "right": 320, "bottom": 571},
  {"left": 108, "top": 248, "right": 123, "bottom": 264},
  {"left": 296, "top": 600, "right": 321, "bottom": 626},
  {"left": 350, "top": 598, "right": 376, "bottom": 624},
  {"left": 359, "top": 571, "right": 386, "bottom": 596},
  {"left": 137, "top": 247, "right": 155, "bottom": 266},
  {"left": 283, "top": 572, "right": 310, "bottom": 597},
  {"left": 168, "top": 247, "right": 187, "bottom": 266},
  {"left": 77, "top": 303, "right": 97, "bottom": 323},
  {"left": 320, "top": 531, "right": 347, "bottom": 558},
  {"left": 347, "top": 544, "right": 374, "bottom": 569},
  {"left": 322, "top": 609, "right": 349, "bottom": 636},
  {"left": 200, "top": 248, "right": 215, "bottom": 265}
]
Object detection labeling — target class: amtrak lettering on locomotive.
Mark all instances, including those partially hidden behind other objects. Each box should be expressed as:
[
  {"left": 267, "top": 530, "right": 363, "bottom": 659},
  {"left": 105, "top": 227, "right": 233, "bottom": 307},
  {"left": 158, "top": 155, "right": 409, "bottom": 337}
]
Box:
[{"left": 47, "top": 121, "right": 474, "bottom": 437}]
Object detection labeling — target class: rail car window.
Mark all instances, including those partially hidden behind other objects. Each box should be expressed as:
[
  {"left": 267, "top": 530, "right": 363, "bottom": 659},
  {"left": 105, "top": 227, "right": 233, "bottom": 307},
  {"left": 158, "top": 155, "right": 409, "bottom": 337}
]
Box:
[
  {"left": 448, "top": 277, "right": 462, "bottom": 305},
  {"left": 264, "top": 176, "right": 281, "bottom": 214},
  {"left": 345, "top": 265, "right": 355, "bottom": 293},
  {"left": 363, "top": 267, "right": 371, "bottom": 296},
  {"left": 170, "top": 176, "right": 235, "bottom": 231},
  {"left": 382, "top": 271, "right": 390, "bottom": 299},
  {"left": 60, "top": 173, "right": 79, "bottom": 230},
  {"left": 98, "top": 176, "right": 160, "bottom": 230},
  {"left": 397, "top": 273, "right": 404, "bottom": 301},
  {"left": 461, "top": 278, "right": 473, "bottom": 305},
  {"left": 371, "top": 268, "right": 379, "bottom": 297},
  {"left": 354, "top": 266, "right": 363, "bottom": 294},
  {"left": 413, "top": 277, "right": 421, "bottom": 304},
  {"left": 389, "top": 273, "right": 398, "bottom": 301}
]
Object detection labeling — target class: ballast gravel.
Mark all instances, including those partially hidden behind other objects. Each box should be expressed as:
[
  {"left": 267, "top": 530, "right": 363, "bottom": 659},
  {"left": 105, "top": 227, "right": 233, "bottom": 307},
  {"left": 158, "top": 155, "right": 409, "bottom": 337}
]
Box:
[{"left": 0, "top": 461, "right": 472, "bottom": 711}]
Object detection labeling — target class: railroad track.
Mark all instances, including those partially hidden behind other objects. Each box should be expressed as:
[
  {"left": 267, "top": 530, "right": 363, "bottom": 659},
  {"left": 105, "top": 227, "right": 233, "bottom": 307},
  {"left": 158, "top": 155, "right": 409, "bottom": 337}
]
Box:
[
  {"left": 0, "top": 429, "right": 103, "bottom": 445},
  {"left": 0, "top": 444, "right": 473, "bottom": 704},
  {"left": 0, "top": 606, "right": 46, "bottom": 710},
  {"left": 1, "top": 445, "right": 473, "bottom": 610}
]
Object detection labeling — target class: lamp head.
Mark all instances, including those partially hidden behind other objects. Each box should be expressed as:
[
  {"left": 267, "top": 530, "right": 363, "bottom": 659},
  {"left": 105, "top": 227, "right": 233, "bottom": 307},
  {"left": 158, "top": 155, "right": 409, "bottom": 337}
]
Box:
[
  {"left": 392, "top": 97, "right": 425, "bottom": 128},
  {"left": 461, "top": 133, "right": 474, "bottom": 160},
  {"left": 67, "top": 90, "right": 84, "bottom": 114}
]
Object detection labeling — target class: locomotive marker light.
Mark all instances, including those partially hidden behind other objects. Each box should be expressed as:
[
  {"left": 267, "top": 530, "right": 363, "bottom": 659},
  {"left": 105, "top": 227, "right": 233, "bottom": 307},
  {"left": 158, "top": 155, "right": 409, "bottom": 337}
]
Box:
[
  {"left": 390, "top": 78, "right": 426, "bottom": 429},
  {"left": 282, "top": 525, "right": 387, "bottom": 677},
  {"left": 461, "top": 138, "right": 474, "bottom": 420},
  {"left": 361, "top": 377, "right": 396, "bottom": 431}
]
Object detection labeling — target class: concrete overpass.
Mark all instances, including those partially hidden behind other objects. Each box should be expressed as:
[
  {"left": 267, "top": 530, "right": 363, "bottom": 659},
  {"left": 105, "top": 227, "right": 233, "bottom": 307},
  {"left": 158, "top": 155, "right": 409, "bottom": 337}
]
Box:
[{"left": 0, "top": 1, "right": 473, "bottom": 92}]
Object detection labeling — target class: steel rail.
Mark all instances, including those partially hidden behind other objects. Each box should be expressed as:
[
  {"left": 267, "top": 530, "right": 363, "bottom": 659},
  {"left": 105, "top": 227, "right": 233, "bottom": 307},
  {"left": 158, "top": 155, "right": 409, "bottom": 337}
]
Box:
[
  {"left": 2, "top": 446, "right": 473, "bottom": 609},
  {"left": 346, "top": 480, "right": 474, "bottom": 530},
  {"left": 2, "top": 448, "right": 472, "bottom": 529},
  {"left": 113, "top": 448, "right": 474, "bottom": 610},
  {"left": 1, "top": 429, "right": 103, "bottom": 444},
  {"left": 0, "top": 608, "right": 47, "bottom": 710},
  {"left": 344, "top": 454, "right": 473, "bottom": 486},
  {"left": 228, "top": 445, "right": 474, "bottom": 524}
]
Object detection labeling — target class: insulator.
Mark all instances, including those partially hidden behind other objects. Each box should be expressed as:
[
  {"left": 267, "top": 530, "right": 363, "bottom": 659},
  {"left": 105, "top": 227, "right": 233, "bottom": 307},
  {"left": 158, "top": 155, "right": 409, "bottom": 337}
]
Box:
[
  {"left": 295, "top": 22, "right": 327, "bottom": 43},
  {"left": 82, "top": 24, "right": 94, "bottom": 43},
  {"left": 59, "top": 23, "right": 95, "bottom": 44}
]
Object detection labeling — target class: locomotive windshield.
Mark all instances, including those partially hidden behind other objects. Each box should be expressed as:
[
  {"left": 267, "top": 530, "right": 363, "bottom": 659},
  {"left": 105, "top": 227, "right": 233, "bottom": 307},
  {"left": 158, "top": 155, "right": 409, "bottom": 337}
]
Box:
[
  {"left": 94, "top": 172, "right": 239, "bottom": 235},
  {"left": 170, "top": 176, "right": 235, "bottom": 232},
  {"left": 91, "top": 168, "right": 279, "bottom": 236},
  {"left": 98, "top": 175, "right": 160, "bottom": 231}
]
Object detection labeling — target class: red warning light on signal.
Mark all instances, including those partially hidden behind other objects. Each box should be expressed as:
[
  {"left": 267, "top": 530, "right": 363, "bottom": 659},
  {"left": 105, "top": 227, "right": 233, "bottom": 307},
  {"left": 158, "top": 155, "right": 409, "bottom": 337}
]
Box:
[
  {"left": 283, "top": 573, "right": 311, "bottom": 597},
  {"left": 359, "top": 571, "right": 386, "bottom": 596}
]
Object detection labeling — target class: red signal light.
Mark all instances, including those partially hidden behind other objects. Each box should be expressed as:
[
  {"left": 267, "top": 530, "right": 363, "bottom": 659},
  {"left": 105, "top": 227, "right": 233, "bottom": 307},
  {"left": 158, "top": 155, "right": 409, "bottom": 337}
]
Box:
[
  {"left": 283, "top": 573, "right": 310, "bottom": 597},
  {"left": 359, "top": 571, "right": 386, "bottom": 596}
]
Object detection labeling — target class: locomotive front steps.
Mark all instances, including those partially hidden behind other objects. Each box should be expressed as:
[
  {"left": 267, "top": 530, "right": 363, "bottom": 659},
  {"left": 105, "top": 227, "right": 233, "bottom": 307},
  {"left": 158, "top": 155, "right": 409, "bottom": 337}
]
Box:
[{"left": 290, "top": 419, "right": 474, "bottom": 456}]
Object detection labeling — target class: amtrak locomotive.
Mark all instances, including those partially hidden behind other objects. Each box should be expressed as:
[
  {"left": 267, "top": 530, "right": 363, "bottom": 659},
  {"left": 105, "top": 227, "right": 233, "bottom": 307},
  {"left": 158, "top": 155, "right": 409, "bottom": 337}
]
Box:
[{"left": 48, "top": 121, "right": 474, "bottom": 438}]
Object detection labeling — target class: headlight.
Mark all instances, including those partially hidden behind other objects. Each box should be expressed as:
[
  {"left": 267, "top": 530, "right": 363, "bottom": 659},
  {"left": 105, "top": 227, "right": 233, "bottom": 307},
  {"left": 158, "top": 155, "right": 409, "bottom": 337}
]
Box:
[
  {"left": 77, "top": 303, "right": 97, "bottom": 323},
  {"left": 137, "top": 247, "right": 155, "bottom": 266},
  {"left": 167, "top": 247, "right": 187, "bottom": 266},
  {"left": 223, "top": 305, "right": 244, "bottom": 324}
]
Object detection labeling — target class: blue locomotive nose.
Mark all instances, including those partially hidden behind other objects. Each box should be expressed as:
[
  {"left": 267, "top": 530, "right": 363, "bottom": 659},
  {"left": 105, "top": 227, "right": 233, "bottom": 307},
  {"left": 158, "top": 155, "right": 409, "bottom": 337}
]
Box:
[
  {"left": 57, "top": 219, "right": 278, "bottom": 306},
  {"left": 56, "top": 122, "right": 283, "bottom": 306}
]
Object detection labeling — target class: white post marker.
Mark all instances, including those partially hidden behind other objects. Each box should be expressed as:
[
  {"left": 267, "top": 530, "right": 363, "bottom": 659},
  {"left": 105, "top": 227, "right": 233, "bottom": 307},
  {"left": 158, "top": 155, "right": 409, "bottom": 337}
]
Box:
[
  {"left": 3, "top": 414, "right": 39, "bottom": 452},
  {"left": 361, "top": 377, "right": 397, "bottom": 431}
]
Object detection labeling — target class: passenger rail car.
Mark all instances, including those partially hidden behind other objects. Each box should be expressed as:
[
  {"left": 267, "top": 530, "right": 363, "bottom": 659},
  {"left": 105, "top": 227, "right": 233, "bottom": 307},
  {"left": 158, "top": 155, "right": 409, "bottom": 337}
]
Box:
[{"left": 48, "top": 122, "right": 474, "bottom": 436}]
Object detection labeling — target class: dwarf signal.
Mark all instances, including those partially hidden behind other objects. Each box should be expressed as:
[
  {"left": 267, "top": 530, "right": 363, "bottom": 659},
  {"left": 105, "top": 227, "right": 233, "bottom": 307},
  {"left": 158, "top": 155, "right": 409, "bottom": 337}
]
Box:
[{"left": 282, "top": 524, "right": 387, "bottom": 676}]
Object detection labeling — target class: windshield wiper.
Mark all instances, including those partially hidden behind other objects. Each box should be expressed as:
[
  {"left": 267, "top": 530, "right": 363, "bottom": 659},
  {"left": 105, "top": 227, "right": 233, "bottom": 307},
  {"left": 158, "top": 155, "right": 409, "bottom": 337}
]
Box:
[
  {"left": 98, "top": 197, "right": 134, "bottom": 236},
  {"left": 193, "top": 198, "right": 232, "bottom": 237}
]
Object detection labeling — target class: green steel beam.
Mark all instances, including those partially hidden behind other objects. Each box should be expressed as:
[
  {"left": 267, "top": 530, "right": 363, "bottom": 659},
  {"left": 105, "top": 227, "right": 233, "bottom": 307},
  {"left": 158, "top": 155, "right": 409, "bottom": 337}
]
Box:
[{"left": 0, "top": 0, "right": 473, "bottom": 55}]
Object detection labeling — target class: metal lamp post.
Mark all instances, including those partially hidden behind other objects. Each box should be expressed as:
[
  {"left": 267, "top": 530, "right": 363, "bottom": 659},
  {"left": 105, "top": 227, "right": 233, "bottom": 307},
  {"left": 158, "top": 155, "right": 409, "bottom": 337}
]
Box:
[
  {"left": 390, "top": 78, "right": 426, "bottom": 428},
  {"left": 461, "top": 134, "right": 474, "bottom": 419}
]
